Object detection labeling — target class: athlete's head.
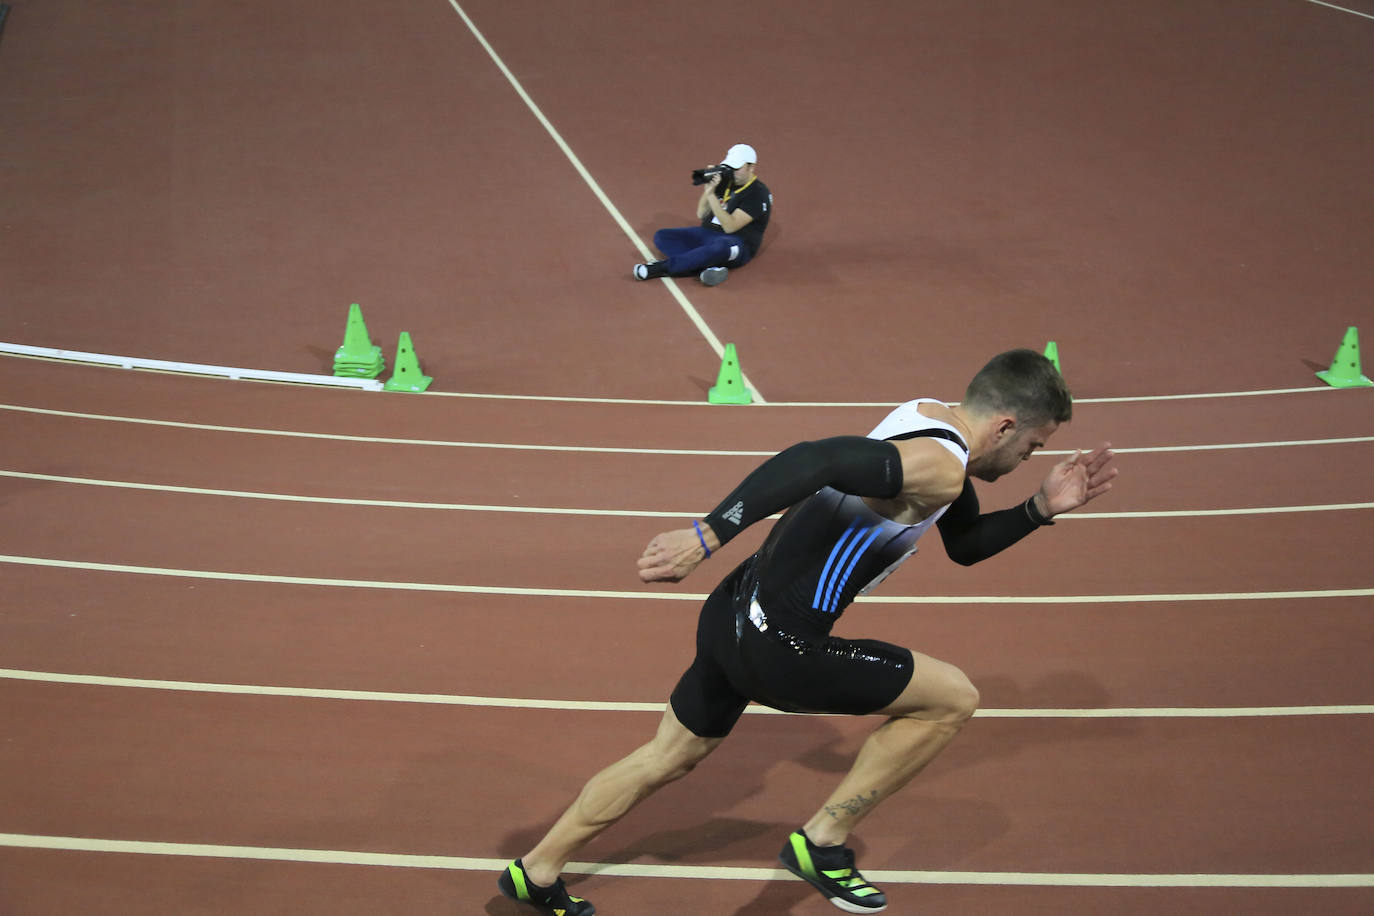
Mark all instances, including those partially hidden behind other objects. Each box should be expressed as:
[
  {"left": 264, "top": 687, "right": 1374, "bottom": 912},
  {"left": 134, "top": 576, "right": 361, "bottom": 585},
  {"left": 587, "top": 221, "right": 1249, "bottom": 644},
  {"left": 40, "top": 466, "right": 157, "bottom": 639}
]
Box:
[
  {"left": 962, "top": 348, "right": 1072, "bottom": 428},
  {"left": 961, "top": 349, "right": 1073, "bottom": 482}
]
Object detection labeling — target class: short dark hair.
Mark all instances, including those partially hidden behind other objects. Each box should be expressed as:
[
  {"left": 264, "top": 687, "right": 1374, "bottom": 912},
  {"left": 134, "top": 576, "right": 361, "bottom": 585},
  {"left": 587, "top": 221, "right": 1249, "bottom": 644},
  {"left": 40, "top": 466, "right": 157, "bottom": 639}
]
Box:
[{"left": 962, "top": 349, "right": 1073, "bottom": 426}]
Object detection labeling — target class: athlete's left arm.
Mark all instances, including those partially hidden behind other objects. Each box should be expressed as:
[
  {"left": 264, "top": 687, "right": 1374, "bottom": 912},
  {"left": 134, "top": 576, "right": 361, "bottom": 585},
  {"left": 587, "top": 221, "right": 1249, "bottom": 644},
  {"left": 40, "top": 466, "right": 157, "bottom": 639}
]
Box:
[{"left": 939, "top": 444, "right": 1117, "bottom": 566}]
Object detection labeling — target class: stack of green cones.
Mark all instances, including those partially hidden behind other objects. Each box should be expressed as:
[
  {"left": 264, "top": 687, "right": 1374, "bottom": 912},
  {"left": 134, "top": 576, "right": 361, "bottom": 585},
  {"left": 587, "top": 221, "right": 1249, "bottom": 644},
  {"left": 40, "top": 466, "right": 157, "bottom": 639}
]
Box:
[
  {"left": 333, "top": 303, "right": 386, "bottom": 379},
  {"left": 333, "top": 345, "right": 385, "bottom": 379}
]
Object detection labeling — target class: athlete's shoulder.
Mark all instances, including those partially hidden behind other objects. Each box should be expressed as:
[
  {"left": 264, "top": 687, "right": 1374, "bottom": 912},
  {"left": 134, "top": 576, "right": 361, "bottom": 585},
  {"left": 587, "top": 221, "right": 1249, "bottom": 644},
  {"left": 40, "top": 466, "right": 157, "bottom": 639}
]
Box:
[{"left": 869, "top": 399, "right": 962, "bottom": 444}]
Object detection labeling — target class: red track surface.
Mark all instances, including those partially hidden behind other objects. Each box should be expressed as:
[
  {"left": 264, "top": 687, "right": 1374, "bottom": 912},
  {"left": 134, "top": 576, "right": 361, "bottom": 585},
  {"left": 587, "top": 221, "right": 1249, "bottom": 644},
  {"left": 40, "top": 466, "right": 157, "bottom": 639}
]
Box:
[{"left": 1, "top": 2, "right": 1371, "bottom": 914}]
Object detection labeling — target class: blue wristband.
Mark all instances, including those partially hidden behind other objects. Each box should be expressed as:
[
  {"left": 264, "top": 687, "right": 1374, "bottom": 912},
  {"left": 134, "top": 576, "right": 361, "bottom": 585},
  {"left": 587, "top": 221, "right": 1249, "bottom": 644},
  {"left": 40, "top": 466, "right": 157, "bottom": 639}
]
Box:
[{"left": 693, "top": 520, "right": 712, "bottom": 558}]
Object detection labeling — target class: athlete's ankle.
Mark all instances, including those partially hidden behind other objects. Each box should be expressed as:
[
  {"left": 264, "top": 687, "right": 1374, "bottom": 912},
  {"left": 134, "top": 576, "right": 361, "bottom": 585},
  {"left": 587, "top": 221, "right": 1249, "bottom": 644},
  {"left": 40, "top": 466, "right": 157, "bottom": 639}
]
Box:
[
  {"left": 520, "top": 856, "right": 561, "bottom": 888},
  {"left": 799, "top": 825, "right": 847, "bottom": 849}
]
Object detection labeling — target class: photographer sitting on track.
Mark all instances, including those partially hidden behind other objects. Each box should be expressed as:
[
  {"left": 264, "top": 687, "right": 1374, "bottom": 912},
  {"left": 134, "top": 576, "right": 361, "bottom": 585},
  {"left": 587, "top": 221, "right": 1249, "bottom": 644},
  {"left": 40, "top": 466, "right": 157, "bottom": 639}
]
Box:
[{"left": 633, "top": 143, "right": 772, "bottom": 287}]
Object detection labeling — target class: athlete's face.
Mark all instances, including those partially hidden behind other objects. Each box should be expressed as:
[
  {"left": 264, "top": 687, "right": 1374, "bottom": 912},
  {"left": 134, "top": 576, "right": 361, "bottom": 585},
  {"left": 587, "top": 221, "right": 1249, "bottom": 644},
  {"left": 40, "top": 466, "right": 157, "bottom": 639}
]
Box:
[{"left": 971, "top": 419, "right": 1059, "bottom": 482}]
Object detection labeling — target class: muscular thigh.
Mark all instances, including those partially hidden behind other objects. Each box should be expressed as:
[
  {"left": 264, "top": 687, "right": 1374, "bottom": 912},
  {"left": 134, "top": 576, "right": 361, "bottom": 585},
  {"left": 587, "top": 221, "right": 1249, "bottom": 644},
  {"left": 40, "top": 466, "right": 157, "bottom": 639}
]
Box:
[
  {"left": 736, "top": 627, "right": 916, "bottom": 717},
  {"left": 669, "top": 579, "right": 752, "bottom": 739},
  {"left": 874, "top": 650, "right": 978, "bottom": 721}
]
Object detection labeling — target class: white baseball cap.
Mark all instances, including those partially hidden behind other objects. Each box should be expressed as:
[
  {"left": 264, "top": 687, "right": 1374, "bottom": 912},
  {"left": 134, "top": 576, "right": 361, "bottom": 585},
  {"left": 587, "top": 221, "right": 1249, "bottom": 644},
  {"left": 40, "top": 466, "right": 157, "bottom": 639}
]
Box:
[{"left": 721, "top": 143, "right": 757, "bottom": 168}]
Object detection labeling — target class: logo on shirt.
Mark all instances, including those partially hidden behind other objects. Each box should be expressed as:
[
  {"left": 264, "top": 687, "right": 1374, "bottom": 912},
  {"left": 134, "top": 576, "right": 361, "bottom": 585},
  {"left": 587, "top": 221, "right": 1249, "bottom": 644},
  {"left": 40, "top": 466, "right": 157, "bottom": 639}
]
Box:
[{"left": 722, "top": 501, "right": 745, "bottom": 526}]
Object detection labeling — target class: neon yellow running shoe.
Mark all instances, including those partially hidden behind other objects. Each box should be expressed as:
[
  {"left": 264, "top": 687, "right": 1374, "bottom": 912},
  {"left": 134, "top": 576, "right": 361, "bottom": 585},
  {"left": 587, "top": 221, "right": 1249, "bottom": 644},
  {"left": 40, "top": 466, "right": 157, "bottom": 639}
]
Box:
[
  {"left": 497, "top": 859, "right": 595, "bottom": 916},
  {"left": 778, "top": 830, "right": 887, "bottom": 913}
]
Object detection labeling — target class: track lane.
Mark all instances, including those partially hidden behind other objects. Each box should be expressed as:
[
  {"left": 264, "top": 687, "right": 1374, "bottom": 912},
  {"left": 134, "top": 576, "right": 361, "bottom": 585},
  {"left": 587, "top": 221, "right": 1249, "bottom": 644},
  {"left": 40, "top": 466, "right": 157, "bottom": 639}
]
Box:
[
  {"left": 2, "top": 847, "right": 1368, "bottom": 916},
  {"left": 1, "top": 481, "right": 1369, "bottom": 596},
  {"left": 0, "top": 683, "right": 1368, "bottom": 877},
  {"left": 3, "top": 406, "right": 1373, "bottom": 514},
  {"left": 0, "top": 567, "right": 1368, "bottom": 710},
  {"left": 2, "top": 356, "right": 1369, "bottom": 455}
]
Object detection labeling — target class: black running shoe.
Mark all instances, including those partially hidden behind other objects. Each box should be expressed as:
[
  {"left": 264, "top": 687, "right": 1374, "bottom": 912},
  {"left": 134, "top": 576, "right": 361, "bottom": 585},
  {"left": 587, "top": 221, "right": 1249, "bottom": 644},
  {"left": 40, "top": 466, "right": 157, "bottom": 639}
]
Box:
[
  {"left": 633, "top": 260, "right": 670, "bottom": 280},
  {"left": 497, "top": 859, "right": 595, "bottom": 915},
  {"left": 778, "top": 830, "right": 887, "bottom": 913}
]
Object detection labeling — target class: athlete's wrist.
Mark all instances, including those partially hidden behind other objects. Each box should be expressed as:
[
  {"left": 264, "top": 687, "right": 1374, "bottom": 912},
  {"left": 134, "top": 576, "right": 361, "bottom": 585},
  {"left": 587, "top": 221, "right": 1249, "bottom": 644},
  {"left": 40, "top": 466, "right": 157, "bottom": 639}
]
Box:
[
  {"left": 1025, "top": 493, "right": 1055, "bottom": 526},
  {"left": 693, "top": 520, "right": 722, "bottom": 556}
]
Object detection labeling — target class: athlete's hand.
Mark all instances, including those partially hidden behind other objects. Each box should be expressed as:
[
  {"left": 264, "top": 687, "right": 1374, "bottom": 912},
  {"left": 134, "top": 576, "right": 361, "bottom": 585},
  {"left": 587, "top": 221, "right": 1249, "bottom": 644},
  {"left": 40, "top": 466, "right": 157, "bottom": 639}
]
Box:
[
  {"left": 638, "top": 526, "right": 714, "bottom": 583},
  {"left": 1038, "top": 443, "right": 1117, "bottom": 517}
]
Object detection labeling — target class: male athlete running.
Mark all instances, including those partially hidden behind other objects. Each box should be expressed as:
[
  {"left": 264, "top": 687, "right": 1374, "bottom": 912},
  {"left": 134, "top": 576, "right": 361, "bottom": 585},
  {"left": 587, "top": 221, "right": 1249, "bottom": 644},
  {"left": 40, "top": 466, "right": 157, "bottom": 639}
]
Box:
[{"left": 498, "top": 348, "right": 1117, "bottom": 913}]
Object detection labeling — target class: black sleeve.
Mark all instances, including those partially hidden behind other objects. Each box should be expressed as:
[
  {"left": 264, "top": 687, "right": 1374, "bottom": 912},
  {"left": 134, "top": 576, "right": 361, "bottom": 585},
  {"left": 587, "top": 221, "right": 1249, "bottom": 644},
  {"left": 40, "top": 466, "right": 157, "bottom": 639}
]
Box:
[
  {"left": 937, "top": 479, "right": 1054, "bottom": 566},
  {"left": 703, "top": 436, "right": 903, "bottom": 547}
]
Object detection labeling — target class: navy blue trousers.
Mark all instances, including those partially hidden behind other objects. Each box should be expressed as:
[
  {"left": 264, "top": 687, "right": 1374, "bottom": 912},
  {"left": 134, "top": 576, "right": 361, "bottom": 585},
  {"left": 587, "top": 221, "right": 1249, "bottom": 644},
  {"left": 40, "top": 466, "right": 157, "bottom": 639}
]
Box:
[{"left": 652, "top": 226, "right": 753, "bottom": 275}]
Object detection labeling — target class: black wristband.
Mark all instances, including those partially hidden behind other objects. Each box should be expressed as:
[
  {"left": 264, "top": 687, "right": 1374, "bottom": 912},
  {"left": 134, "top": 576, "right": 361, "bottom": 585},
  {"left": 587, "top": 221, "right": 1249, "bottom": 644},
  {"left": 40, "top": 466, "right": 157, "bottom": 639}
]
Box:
[{"left": 1024, "top": 495, "right": 1056, "bottom": 526}]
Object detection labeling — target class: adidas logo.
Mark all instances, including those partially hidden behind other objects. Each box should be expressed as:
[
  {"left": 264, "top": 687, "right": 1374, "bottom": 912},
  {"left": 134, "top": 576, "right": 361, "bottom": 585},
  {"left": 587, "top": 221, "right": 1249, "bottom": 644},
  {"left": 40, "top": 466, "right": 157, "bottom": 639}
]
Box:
[{"left": 723, "top": 501, "right": 745, "bottom": 526}]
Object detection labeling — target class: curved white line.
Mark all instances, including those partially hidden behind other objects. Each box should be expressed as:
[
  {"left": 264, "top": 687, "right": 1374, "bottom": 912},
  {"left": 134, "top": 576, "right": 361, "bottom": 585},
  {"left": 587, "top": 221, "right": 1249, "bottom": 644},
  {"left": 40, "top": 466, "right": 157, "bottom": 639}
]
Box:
[
  {"left": 1, "top": 668, "right": 1368, "bottom": 718},
  {"left": 3, "top": 349, "right": 1352, "bottom": 406},
  {"left": 3, "top": 404, "right": 1370, "bottom": 456},
  {"left": 2, "top": 469, "right": 1371, "bottom": 519},
  {"left": 1303, "top": 0, "right": 1374, "bottom": 21},
  {"left": 0, "top": 555, "right": 1369, "bottom": 603},
  {"left": 0, "top": 833, "right": 1366, "bottom": 886}
]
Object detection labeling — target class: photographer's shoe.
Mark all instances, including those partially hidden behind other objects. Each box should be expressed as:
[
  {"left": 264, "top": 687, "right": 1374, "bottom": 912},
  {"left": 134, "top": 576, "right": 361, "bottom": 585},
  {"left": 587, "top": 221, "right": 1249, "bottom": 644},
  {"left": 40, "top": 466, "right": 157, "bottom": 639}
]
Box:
[
  {"left": 699, "top": 266, "right": 728, "bottom": 286},
  {"left": 778, "top": 830, "right": 887, "bottom": 912},
  {"left": 633, "top": 260, "right": 669, "bottom": 280},
  {"left": 497, "top": 859, "right": 596, "bottom": 915}
]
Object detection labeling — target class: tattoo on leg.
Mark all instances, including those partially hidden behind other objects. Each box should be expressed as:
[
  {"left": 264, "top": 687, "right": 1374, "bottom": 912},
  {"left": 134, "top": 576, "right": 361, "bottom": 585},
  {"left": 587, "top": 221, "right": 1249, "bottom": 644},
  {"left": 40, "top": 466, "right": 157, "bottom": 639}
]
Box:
[{"left": 825, "top": 790, "right": 879, "bottom": 822}]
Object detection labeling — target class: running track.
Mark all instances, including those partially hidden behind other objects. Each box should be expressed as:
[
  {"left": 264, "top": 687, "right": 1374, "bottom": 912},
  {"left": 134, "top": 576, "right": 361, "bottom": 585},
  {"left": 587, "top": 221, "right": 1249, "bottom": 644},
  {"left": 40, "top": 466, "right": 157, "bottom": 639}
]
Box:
[{"left": 0, "top": 2, "right": 1371, "bottom": 914}]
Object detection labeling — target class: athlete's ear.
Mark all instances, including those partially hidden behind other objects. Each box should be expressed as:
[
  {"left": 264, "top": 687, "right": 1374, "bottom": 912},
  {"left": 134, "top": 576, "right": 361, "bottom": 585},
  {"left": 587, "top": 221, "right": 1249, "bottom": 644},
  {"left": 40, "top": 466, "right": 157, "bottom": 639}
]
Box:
[{"left": 994, "top": 416, "right": 1017, "bottom": 442}]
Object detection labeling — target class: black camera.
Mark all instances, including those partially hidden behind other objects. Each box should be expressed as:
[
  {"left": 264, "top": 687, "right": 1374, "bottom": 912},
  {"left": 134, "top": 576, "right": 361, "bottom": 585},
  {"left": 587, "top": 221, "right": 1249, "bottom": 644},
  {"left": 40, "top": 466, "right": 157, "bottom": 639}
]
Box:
[{"left": 691, "top": 164, "right": 735, "bottom": 186}]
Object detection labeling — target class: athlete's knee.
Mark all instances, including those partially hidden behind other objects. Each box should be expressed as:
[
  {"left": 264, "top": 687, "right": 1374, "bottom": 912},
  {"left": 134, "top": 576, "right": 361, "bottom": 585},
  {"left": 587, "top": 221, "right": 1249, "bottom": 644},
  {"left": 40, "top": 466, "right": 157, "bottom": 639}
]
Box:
[
  {"left": 908, "top": 667, "right": 979, "bottom": 726},
  {"left": 937, "top": 669, "right": 980, "bottom": 725},
  {"left": 948, "top": 672, "right": 980, "bottom": 724}
]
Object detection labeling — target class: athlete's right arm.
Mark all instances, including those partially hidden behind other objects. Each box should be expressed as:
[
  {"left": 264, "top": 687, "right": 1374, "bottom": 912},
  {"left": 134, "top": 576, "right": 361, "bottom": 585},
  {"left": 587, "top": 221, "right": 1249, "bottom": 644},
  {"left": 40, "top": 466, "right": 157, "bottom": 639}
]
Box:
[{"left": 636, "top": 436, "right": 906, "bottom": 583}]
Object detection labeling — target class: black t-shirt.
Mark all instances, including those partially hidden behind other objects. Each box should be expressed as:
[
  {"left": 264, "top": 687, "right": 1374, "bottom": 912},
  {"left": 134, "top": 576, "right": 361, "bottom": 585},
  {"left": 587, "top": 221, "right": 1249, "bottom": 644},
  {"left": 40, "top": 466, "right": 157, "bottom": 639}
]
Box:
[{"left": 704, "top": 177, "right": 772, "bottom": 255}]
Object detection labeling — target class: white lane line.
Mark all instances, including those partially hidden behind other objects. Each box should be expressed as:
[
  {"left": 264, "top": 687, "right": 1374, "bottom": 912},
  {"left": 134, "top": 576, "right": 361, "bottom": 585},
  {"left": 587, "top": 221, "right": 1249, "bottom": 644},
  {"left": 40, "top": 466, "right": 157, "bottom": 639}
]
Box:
[
  {"left": 0, "top": 404, "right": 772, "bottom": 455},
  {"left": 0, "top": 343, "right": 383, "bottom": 390},
  {"left": 1, "top": 668, "right": 1368, "bottom": 718},
  {"left": 1066, "top": 503, "right": 1374, "bottom": 518},
  {"left": 1303, "top": 0, "right": 1374, "bottom": 21},
  {"left": 5, "top": 352, "right": 1349, "bottom": 407},
  {"left": 5, "top": 470, "right": 1370, "bottom": 520},
  {"left": 0, "top": 833, "right": 1367, "bottom": 886},
  {"left": 417, "top": 384, "right": 1348, "bottom": 406},
  {"left": 3, "top": 404, "right": 1371, "bottom": 456},
  {"left": 1108, "top": 438, "right": 1374, "bottom": 454},
  {"left": 0, "top": 352, "right": 1354, "bottom": 405},
  {"left": 438, "top": 2, "right": 764, "bottom": 402},
  {"left": 0, "top": 471, "right": 688, "bottom": 517},
  {"left": 1, "top": 555, "right": 1370, "bottom": 603}
]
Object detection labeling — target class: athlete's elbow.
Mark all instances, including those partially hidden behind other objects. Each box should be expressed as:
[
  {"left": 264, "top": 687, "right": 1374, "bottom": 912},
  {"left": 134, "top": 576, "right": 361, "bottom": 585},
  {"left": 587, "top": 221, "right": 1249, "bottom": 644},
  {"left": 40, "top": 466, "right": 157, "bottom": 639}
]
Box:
[
  {"left": 940, "top": 535, "right": 983, "bottom": 566},
  {"left": 944, "top": 547, "right": 980, "bottom": 567}
]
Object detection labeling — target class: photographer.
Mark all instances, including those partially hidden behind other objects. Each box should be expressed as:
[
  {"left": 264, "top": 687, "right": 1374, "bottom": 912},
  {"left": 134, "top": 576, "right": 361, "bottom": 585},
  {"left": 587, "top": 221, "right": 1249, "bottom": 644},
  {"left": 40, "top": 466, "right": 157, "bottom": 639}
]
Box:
[{"left": 633, "top": 143, "right": 772, "bottom": 287}]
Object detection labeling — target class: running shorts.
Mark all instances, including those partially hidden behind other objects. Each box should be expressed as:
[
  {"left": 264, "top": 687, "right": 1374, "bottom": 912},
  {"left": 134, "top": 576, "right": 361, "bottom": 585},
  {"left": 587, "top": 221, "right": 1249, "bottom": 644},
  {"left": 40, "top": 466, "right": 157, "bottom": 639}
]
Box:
[{"left": 669, "top": 566, "right": 915, "bottom": 738}]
